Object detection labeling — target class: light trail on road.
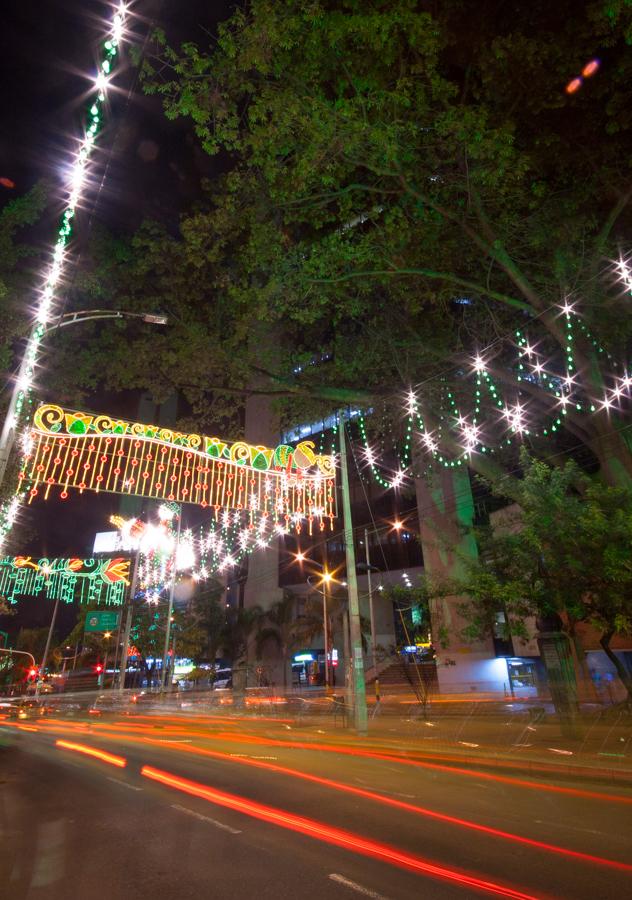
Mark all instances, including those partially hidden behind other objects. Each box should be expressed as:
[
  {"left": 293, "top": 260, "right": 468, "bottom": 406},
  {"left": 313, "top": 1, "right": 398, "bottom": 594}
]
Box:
[
  {"left": 32, "top": 716, "right": 632, "bottom": 806},
  {"left": 129, "top": 735, "right": 632, "bottom": 873},
  {"left": 141, "top": 764, "right": 545, "bottom": 900},
  {"left": 55, "top": 739, "right": 127, "bottom": 768}
]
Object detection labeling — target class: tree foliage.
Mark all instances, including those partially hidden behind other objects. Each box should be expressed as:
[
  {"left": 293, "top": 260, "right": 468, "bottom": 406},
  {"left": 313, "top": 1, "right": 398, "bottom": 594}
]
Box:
[
  {"left": 0, "top": 182, "right": 48, "bottom": 372},
  {"left": 453, "top": 453, "right": 632, "bottom": 698},
  {"left": 55, "top": 0, "right": 630, "bottom": 484},
  {"left": 257, "top": 590, "right": 321, "bottom": 686}
]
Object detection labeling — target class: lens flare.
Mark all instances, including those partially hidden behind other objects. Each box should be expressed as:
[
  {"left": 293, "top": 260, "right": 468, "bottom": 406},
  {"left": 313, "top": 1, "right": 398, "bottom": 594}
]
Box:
[{"left": 582, "top": 59, "right": 600, "bottom": 78}]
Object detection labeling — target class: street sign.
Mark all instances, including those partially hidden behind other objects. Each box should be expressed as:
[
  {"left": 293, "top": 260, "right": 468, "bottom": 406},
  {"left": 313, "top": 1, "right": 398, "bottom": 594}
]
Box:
[{"left": 85, "top": 610, "right": 120, "bottom": 633}]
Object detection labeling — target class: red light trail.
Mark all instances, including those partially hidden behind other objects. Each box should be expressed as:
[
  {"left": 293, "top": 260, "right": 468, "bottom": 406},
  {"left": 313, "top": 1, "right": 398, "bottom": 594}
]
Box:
[
  {"left": 55, "top": 739, "right": 127, "bottom": 768},
  {"left": 134, "top": 736, "right": 632, "bottom": 873},
  {"left": 141, "top": 764, "right": 543, "bottom": 900}
]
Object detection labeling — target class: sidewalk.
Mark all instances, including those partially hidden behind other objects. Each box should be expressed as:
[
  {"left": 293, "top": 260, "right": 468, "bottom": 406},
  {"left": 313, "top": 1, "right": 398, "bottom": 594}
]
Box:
[{"left": 282, "top": 698, "right": 632, "bottom": 788}]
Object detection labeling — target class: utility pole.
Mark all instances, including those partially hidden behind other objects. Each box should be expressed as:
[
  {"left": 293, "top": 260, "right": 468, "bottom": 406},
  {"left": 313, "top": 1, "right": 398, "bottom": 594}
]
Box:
[
  {"left": 160, "top": 510, "right": 181, "bottom": 691},
  {"left": 118, "top": 551, "right": 140, "bottom": 692},
  {"left": 338, "top": 412, "right": 368, "bottom": 735},
  {"left": 36, "top": 595, "right": 60, "bottom": 697}
]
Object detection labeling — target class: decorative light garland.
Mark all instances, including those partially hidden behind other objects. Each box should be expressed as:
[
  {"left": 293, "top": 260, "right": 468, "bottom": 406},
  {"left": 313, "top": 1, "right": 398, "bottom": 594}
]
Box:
[
  {"left": 0, "top": 555, "right": 130, "bottom": 606},
  {"left": 0, "top": 3, "right": 128, "bottom": 552},
  {"left": 355, "top": 302, "right": 631, "bottom": 485},
  {"left": 24, "top": 403, "right": 336, "bottom": 532}
]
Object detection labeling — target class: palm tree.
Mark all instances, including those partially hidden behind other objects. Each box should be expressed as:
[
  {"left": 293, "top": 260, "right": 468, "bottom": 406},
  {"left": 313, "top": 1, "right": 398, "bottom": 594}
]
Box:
[
  {"left": 221, "top": 605, "right": 263, "bottom": 691},
  {"left": 304, "top": 592, "right": 371, "bottom": 687},
  {"left": 257, "top": 592, "right": 320, "bottom": 690}
]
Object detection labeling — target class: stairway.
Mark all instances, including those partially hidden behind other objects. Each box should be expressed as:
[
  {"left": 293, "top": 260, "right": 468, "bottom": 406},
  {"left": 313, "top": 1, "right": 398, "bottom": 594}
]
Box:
[{"left": 367, "top": 658, "right": 438, "bottom": 693}]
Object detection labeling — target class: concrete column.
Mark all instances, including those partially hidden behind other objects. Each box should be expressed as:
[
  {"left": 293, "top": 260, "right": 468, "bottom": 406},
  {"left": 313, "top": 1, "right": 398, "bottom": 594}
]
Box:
[{"left": 415, "top": 466, "right": 499, "bottom": 694}]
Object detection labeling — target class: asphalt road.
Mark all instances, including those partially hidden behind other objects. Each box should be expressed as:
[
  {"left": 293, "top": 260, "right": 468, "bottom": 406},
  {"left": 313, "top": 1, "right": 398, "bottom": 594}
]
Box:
[{"left": 1, "top": 716, "right": 631, "bottom": 900}]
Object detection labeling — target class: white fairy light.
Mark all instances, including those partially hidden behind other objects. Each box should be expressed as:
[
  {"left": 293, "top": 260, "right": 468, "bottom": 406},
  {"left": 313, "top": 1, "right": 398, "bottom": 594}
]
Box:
[
  {"left": 473, "top": 355, "right": 486, "bottom": 373},
  {"left": 0, "top": 0, "right": 128, "bottom": 555},
  {"left": 421, "top": 431, "right": 438, "bottom": 453},
  {"left": 616, "top": 257, "right": 632, "bottom": 293},
  {"left": 95, "top": 72, "right": 109, "bottom": 93},
  {"left": 176, "top": 531, "right": 196, "bottom": 571},
  {"left": 503, "top": 402, "right": 527, "bottom": 434},
  {"left": 460, "top": 421, "right": 480, "bottom": 453},
  {"left": 158, "top": 504, "right": 175, "bottom": 521}
]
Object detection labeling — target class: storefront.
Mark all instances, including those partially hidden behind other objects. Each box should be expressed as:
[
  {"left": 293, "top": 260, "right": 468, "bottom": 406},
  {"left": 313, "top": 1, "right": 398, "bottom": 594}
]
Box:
[{"left": 292, "top": 649, "right": 339, "bottom": 686}]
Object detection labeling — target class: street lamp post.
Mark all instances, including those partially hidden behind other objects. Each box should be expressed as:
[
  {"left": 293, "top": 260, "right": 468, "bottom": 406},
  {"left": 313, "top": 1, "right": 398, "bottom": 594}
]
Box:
[
  {"left": 306, "top": 568, "right": 332, "bottom": 689},
  {"left": 0, "top": 308, "right": 167, "bottom": 488},
  {"left": 35, "top": 593, "right": 60, "bottom": 698},
  {"left": 0, "top": 647, "right": 37, "bottom": 693},
  {"left": 0, "top": 647, "right": 36, "bottom": 669}
]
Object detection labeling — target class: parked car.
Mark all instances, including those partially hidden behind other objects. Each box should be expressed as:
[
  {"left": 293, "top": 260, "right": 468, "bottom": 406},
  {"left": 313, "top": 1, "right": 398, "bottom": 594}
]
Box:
[{"left": 6, "top": 698, "right": 52, "bottom": 720}]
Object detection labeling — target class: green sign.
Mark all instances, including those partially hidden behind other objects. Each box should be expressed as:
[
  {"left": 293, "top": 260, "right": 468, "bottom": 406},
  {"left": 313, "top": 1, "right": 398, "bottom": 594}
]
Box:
[{"left": 85, "top": 611, "right": 120, "bottom": 633}]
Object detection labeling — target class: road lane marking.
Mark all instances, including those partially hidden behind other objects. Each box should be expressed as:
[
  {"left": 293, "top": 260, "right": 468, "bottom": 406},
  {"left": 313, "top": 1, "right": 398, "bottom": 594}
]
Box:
[
  {"left": 107, "top": 777, "right": 143, "bottom": 792},
  {"left": 329, "top": 874, "right": 390, "bottom": 899},
  {"left": 534, "top": 819, "right": 602, "bottom": 837},
  {"left": 170, "top": 803, "right": 242, "bottom": 834},
  {"left": 156, "top": 739, "right": 192, "bottom": 743}
]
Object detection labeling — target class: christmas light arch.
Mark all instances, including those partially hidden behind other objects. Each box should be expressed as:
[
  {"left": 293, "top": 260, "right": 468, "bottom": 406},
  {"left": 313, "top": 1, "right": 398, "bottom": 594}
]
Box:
[{"left": 25, "top": 403, "right": 336, "bottom": 532}]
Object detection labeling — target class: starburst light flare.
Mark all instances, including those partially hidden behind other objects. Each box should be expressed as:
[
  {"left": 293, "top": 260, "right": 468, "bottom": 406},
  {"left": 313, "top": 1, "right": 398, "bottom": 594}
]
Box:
[{"left": 0, "top": 2, "right": 129, "bottom": 553}]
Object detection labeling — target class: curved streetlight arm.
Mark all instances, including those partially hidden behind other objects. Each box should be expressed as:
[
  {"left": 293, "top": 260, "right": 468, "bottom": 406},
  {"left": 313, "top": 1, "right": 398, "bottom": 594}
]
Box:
[
  {"left": 44, "top": 309, "right": 168, "bottom": 334},
  {"left": 0, "top": 647, "right": 36, "bottom": 667},
  {"left": 0, "top": 308, "right": 167, "bottom": 489}
]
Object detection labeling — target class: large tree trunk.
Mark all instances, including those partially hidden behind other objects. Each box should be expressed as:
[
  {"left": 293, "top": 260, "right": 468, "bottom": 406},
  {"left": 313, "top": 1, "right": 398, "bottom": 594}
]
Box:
[{"left": 599, "top": 630, "right": 632, "bottom": 704}]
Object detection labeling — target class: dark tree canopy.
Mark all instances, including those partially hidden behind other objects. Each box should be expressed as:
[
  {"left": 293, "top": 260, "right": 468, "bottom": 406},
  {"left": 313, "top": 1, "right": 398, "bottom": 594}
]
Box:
[{"left": 44, "top": 1, "right": 632, "bottom": 486}]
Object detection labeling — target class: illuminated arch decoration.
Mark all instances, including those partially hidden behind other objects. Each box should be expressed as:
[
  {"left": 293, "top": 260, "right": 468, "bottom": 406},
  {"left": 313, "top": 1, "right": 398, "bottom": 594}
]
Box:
[
  {"left": 0, "top": 556, "right": 130, "bottom": 606},
  {"left": 24, "top": 404, "right": 336, "bottom": 532}
]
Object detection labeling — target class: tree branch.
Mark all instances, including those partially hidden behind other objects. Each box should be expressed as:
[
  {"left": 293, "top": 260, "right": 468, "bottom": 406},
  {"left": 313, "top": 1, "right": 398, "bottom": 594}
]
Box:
[{"left": 308, "top": 267, "right": 531, "bottom": 312}]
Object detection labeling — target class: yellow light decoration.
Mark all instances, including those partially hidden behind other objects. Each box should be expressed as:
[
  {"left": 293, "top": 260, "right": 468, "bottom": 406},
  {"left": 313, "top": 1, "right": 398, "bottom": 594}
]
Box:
[{"left": 24, "top": 404, "right": 337, "bottom": 532}]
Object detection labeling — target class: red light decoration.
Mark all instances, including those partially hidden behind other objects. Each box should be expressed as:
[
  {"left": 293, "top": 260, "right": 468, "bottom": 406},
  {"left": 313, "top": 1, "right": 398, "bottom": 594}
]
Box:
[{"left": 565, "top": 77, "right": 582, "bottom": 94}]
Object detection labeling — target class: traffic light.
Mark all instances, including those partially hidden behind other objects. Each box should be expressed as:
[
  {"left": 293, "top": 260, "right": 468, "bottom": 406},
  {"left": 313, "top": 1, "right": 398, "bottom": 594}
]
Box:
[
  {"left": 94, "top": 663, "right": 103, "bottom": 675},
  {"left": 27, "top": 667, "right": 38, "bottom": 680}
]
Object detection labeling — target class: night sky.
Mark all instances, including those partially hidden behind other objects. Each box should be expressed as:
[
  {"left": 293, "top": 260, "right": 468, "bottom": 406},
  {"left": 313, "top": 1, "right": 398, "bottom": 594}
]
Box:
[{"left": 1, "top": 1, "right": 235, "bottom": 635}]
